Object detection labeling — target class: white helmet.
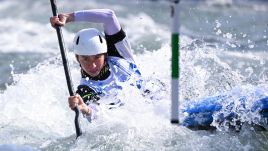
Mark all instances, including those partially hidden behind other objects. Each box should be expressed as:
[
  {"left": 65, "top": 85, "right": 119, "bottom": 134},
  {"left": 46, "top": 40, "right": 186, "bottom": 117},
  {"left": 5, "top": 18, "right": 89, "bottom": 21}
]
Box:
[{"left": 73, "top": 28, "right": 107, "bottom": 56}]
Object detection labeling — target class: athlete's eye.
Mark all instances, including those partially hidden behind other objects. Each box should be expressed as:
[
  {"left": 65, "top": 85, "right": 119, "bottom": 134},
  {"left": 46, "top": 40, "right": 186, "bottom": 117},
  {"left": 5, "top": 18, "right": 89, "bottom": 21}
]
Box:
[
  {"left": 95, "top": 55, "right": 102, "bottom": 59},
  {"left": 82, "top": 57, "right": 90, "bottom": 61}
]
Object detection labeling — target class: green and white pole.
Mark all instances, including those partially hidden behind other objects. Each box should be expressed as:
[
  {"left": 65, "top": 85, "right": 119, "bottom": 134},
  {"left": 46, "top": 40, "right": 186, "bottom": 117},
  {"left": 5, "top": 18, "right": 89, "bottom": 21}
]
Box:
[{"left": 171, "top": 0, "right": 180, "bottom": 124}]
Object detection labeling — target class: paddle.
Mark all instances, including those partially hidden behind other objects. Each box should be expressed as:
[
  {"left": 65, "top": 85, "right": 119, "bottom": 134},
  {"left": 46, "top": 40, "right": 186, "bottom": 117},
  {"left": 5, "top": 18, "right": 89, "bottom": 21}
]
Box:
[{"left": 49, "top": 0, "right": 82, "bottom": 138}]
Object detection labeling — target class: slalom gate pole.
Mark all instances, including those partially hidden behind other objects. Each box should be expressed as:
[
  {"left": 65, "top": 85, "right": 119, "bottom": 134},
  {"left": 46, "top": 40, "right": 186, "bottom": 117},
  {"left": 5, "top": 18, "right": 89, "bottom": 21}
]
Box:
[{"left": 171, "top": 0, "right": 180, "bottom": 124}]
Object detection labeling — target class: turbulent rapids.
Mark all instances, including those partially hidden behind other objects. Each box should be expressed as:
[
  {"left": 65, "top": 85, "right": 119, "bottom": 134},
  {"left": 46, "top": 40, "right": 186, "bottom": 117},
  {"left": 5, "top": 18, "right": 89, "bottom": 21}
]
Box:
[{"left": 0, "top": 0, "right": 268, "bottom": 150}]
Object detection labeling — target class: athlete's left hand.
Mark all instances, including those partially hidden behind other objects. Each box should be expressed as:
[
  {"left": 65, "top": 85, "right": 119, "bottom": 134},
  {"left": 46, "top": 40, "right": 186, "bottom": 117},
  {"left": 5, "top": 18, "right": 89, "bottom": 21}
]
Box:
[{"left": 68, "top": 94, "right": 91, "bottom": 115}]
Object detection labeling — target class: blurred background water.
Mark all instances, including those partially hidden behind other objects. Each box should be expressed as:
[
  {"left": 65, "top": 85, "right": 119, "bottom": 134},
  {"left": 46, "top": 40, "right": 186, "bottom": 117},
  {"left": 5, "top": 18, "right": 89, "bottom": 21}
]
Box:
[{"left": 0, "top": 0, "right": 267, "bottom": 150}]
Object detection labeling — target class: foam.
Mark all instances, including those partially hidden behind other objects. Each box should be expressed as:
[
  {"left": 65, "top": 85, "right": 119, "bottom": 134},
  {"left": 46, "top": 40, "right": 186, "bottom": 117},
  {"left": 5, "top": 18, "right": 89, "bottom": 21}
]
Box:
[
  {"left": 1, "top": 38, "right": 267, "bottom": 149},
  {"left": 0, "top": 144, "right": 39, "bottom": 151},
  {"left": 0, "top": 18, "right": 74, "bottom": 54},
  {"left": 1, "top": 0, "right": 268, "bottom": 150}
]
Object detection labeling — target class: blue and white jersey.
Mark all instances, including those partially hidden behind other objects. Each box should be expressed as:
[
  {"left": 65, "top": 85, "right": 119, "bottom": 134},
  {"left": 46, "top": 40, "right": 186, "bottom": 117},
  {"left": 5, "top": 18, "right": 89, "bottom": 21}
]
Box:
[{"left": 80, "top": 56, "right": 142, "bottom": 98}]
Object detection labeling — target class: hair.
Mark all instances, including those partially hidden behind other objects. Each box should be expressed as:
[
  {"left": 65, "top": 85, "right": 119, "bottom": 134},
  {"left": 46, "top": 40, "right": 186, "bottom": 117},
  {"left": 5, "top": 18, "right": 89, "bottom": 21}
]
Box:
[
  {"left": 75, "top": 53, "right": 108, "bottom": 63},
  {"left": 75, "top": 54, "right": 79, "bottom": 62}
]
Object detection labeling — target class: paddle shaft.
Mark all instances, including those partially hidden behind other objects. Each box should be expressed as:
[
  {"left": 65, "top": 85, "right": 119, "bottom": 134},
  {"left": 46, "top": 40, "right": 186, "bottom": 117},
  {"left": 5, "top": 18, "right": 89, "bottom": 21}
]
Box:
[{"left": 49, "top": 0, "right": 82, "bottom": 138}]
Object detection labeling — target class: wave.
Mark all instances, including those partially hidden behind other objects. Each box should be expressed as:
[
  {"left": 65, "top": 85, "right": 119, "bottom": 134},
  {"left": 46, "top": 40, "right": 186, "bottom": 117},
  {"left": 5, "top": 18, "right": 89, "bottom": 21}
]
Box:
[
  {"left": 0, "top": 144, "right": 39, "bottom": 151},
  {"left": 0, "top": 0, "right": 268, "bottom": 150},
  {"left": 0, "top": 18, "right": 74, "bottom": 53},
  {"left": 1, "top": 44, "right": 267, "bottom": 150}
]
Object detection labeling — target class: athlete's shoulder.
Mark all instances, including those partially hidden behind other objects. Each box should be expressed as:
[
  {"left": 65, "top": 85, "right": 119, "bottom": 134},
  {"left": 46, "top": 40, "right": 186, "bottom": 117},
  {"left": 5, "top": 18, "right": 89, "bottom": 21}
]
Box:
[{"left": 105, "top": 29, "right": 134, "bottom": 61}]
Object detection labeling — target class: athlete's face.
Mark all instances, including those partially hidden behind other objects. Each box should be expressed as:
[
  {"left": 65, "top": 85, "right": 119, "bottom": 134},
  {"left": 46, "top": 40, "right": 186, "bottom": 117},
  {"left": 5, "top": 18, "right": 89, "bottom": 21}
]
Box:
[{"left": 78, "top": 54, "right": 106, "bottom": 77}]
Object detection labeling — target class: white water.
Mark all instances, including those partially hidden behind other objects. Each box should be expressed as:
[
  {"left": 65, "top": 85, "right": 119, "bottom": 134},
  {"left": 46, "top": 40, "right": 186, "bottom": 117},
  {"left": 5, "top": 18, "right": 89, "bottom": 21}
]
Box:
[
  {"left": 0, "top": 19, "right": 73, "bottom": 54},
  {"left": 1, "top": 36, "right": 268, "bottom": 150},
  {"left": 0, "top": 0, "right": 268, "bottom": 150}
]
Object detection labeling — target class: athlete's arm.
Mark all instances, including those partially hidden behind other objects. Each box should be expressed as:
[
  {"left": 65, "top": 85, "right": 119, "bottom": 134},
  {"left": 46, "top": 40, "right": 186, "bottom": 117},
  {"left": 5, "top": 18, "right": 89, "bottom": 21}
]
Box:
[
  {"left": 50, "top": 9, "right": 120, "bottom": 36},
  {"left": 74, "top": 9, "right": 134, "bottom": 61},
  {"left": 50, "top": 9, "right": 135, "bottom": 62},
  {"left": 74, "top": 9, "right": 121, "bottom": 35}
]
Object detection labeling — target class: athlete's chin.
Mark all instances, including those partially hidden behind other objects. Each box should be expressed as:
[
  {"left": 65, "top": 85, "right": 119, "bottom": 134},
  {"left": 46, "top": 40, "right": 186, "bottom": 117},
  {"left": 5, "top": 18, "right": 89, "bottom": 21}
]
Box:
[{"left": 87, "top": 71, "right": 100, "bottom": 77}]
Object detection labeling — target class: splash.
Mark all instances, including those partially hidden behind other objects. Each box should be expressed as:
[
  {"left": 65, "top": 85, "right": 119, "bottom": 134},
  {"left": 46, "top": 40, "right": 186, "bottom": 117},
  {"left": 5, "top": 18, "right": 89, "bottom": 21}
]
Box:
[
  {"left": 0, "top": 18, "right": 73, "bottom": 54},
  {"left": 0, "top": 0, "right": 268, "bottom": 150}
]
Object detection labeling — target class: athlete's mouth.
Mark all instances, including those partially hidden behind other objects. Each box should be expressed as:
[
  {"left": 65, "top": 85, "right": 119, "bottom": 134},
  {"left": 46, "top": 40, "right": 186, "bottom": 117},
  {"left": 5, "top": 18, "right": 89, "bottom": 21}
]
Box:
[{"left": 88, "top": 69, "right": 100, "bottom": 75}]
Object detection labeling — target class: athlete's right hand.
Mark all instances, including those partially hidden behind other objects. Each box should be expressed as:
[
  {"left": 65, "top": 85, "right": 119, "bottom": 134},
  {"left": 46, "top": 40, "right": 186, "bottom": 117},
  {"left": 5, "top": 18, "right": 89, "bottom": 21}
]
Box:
[{"left": 50, "top": 14, "right": 67, "bottom": 28}]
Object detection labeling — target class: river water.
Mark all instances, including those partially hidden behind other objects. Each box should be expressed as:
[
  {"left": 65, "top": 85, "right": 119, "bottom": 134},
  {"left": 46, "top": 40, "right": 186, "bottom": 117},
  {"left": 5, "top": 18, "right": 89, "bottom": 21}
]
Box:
[{"left": 0, "top": 0, "right": 268, "bottom": 150}]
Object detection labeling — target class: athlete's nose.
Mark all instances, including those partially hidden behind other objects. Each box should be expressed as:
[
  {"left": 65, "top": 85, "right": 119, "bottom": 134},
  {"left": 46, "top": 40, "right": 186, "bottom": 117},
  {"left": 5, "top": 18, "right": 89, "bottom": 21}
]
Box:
[{"left": 92, "top": 62, "right": 97, "bottom": 68}]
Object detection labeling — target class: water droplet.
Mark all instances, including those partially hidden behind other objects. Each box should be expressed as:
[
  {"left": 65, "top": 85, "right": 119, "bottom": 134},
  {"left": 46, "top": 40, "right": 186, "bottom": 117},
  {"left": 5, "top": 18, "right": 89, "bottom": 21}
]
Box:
[
  {"left": 249, "top": 44, "right": 254, "bottom": 49},
  {"left": 216, "top": 29, "right": 222, "bottom": 35},
  {"left": 215, "top": 20, "right": 221, "bottom": 28},
  {"left": 231, "top": 44, "right": 237, "bottom": 48},
  {"left": 225, "top": 33, "right": 232, "bottom": 39},
  {"left": 9, "top": 64, "right": 14, "bottom": 75},
  {"left": 245, "top": 67, "right": 253, "bottom": 76},
  {"left": 260, "top": 59, "right": 265, "bottom": 65}
]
